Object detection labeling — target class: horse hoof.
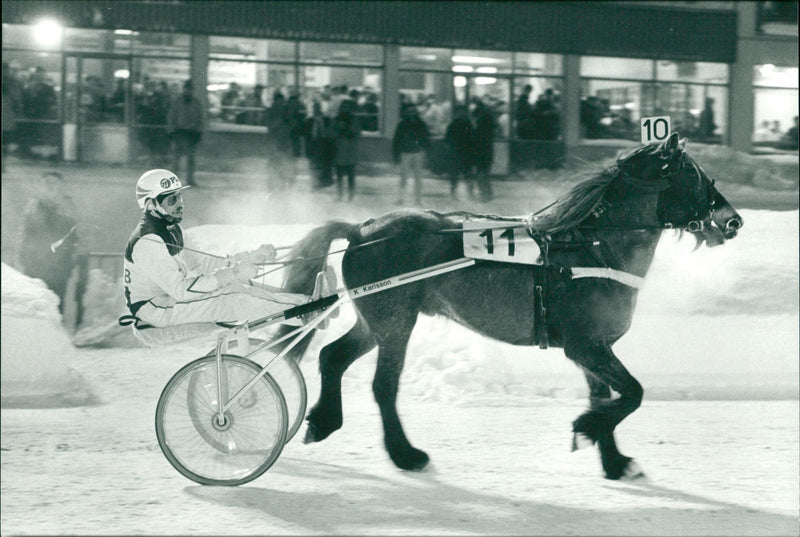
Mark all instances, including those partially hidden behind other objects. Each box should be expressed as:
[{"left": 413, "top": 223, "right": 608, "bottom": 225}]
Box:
[
  {"left": 571, "top": 432, "right": 595, "bottom": 452},
  {"left": 604, "top": 458, "right": 645, "bottom": 480},
  {"left": 620, "top": 460, "right": 646, "bottom": 481},
  {"left": 303, "top": 422, "right": 334, "bottom": 444},
  {"left": 391, "top": 448, "right": 430, "bottom": 471},
  {"left": 303, "top": 424, "right": 318, "bottom": 444}
]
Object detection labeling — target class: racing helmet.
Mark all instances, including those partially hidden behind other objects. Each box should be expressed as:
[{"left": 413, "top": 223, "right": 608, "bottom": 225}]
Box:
[{"left": 135, "top": 169, "right": 190, "bottom": 210}]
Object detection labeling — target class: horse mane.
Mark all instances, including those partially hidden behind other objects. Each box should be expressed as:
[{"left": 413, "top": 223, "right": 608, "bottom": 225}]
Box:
[{"left": 531, "top": 145, "right": 658, "bottom": 234}]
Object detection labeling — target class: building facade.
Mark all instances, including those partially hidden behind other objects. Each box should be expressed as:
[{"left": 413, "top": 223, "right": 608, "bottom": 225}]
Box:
[{"left": 2, "top": 1, "right": 797, "bottom": 173}]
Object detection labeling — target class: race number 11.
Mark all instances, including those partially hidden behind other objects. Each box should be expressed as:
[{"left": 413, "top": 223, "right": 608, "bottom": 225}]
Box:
[{"left": 640, "top": 116, "right": 671, "bottom": 144}]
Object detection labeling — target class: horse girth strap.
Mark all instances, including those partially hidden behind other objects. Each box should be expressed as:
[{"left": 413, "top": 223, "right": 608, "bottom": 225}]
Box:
[{"left": 562, "top": 267, "right": 645, "bottom": 290}]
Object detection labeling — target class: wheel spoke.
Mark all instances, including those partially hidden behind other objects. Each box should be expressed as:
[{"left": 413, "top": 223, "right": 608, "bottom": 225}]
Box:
[{"left": 155, "top": 355, "right": 288, "bottom": 486}]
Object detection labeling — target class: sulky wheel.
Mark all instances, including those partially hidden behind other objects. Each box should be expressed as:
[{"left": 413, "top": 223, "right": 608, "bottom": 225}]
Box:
[
  {"left": 155, "top": 354, "right": 288, "bottom": 486},
  {"left": 210, "top": 338, "right": 307, "bottom": 444}
]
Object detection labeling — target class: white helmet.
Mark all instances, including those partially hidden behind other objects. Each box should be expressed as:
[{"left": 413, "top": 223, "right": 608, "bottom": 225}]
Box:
[{"left": 136, "top": 169, "right": 190, "bottom": 210}]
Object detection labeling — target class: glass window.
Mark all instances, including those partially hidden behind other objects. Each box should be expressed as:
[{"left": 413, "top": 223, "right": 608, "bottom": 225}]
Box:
[
  {"left": 128, "top": 58, "right": 191, "bottom": 164},
  {"left": 513, "top": 78, "right": 562, "bottom": 140},
  {"left": 656, "top": 61, "right": 728, "bottom": 83},
  {"left": 581, "top": 56, "right": 653, "bottom": 80},
  {"left": 754, "top": 65, "right": 799, "bottom": 88},
  {"left": 300, "top": 66, "right": 382, "bottom": 131},
  {"left": 300, "top": 41, "right": 382, "bottom": 65},
  {"left": 581, "top": 79, "right": 643, "bottom": 140},
  {"left": 757, "top": 1, "right": 799, "bottom": 36},
  {"left": 400, "top": 46, "right": 452, "bottom": 71},
  {"left": 64, "top": 28, "right": 116, "bottom": 53},
  {"left": 210, "top": 36, "right": 294, "bottom": 61},
  {"left": 514, "top": 52, "right": 562, "bottom": 76},
  {"left": 3, "top": 51, "right": 61, "bottom": 121},
  {"left": 207, "top": 59, "right": 296, "bottom": 128},
  {"left": 399, "top": 71, "right": 453, "bottom": 137},
  {"left": 753, "top": 65, "right": 798, "bottom": 149},
  {"left": 131, "top": 31, "right": 191, "bottom": 57},
  {"left": 753, "top": 89, "right": 798, "bottom": 148},
  {"left": 654, "top": 84, "right": 727, "bottom": 142},
  {"left": 581, "top": 57, "right": 728, "bottom": 143},
  {"left": 452, "top": 49, "right": 512, "bottom": 75}
]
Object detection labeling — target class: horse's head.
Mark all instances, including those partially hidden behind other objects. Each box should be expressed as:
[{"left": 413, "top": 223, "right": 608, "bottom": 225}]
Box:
[{"left": 619, "top": 133, "right": 743, "bottom": 247}]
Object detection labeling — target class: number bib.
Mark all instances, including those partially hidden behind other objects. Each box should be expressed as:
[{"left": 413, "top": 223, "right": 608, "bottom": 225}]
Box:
[{"left": 462, "top": 219, "right": 542, "bottom": 265}]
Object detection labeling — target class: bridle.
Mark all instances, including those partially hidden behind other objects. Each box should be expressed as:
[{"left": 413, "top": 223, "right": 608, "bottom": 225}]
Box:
[{"left": 576, "top": 149, "right": 718, "bottom": 234}]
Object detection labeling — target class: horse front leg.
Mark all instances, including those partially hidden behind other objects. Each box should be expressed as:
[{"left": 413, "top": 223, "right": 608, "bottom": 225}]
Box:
[
  {"left": 305, "top": 318, "right": 376, "bottom": 443},
  {"left": 373, "top": 326, "right": 429, "bottom": 471},
  {"left": 565, "top": 342, "right": 645, "bottom": 480}
]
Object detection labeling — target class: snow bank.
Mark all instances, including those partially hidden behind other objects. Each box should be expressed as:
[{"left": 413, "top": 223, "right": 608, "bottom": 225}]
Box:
[{"left": 1, "top": 263, "right": 96, "bottom": 407}]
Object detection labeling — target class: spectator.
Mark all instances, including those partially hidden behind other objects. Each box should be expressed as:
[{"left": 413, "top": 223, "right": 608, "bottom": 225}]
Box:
[
  {"left": 532, "top": 89, "right": 560, "bottom": 140},
  {"left": 244, "top": 84, "right": 266, "bottom": 125},
  {"left": 699, "top": 97, "right": 716, "bottom": 139},
  {"left": 265, "top": 90, "right": 294, "bottom": 190},
  {"left": 22, "top": 66, "right": 57, "bottom": 120},
  {"left": 18, "top": 172, "right": 79, "bottom": 316},
  {"left": 318, "top": 84, "right": 333, "bottom": 117},
  {"left": 392, "top": 102, "right": 431, "bottom": 205},
  {"left": 305, "top": 101, "right": 336, "bottom": 190},
  {"left": 754, "top": 120, "right": 778, "bottom": 143},
  {"left": 19, "top": 66, "right": 57, "bottom": 158},
  {"left": 422, "top": 94, "right": 446, "bottom": 137},
  {"left": 286, "top": 90, "right": 307, "bottom": 158},
  {"left": 2, "top": 64, "right": 22, "bottom": 171},
  {"left": 221, "top": 82, "right": 241, "bottom": 123},
  {"left": 136, "top": 79, "right": 171, "bottom": 166},
  {"left": 168, "top": 79, "right": 205, "bottom": 186},
  {"left": 580, "top": 96, "right": 606, "bottom": 139},
  {"left": 444, "top": 104, "right": 475, "bottom": 200},
  {"left": 328, "top": 85, "right": 349, "bottom": 119},
  {"left": 107, "top": 78, "right": 126, "bottom": 123},
  {"left": 360, "top": 91, "right": 380, "bottom": 132},
  {"left": 780, "top": 116, "right": 798, "bottom": 149},
  {"left": 333, "top": 106, "right": 361, "bottom": 200},
  {"left": 470, "top": 98, "right": 495, "bottom": 202},
  {"left": 516, "top": 84, "right": 535, "bottom": 139}
]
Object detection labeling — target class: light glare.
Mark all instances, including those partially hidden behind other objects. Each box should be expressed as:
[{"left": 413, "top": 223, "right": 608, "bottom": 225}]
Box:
[{"left": 32, "top": 19, "right": 63, "bottom": 48}]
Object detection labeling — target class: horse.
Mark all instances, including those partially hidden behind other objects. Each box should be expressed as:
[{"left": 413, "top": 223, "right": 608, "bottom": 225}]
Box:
[{"left": 279, "top": 133, "right": 743, "bottom": 480}]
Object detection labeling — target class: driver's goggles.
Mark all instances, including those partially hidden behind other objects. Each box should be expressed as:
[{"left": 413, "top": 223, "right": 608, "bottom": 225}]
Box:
[{"left": 159, "top": 192, "right": 183, "bottom": 207}]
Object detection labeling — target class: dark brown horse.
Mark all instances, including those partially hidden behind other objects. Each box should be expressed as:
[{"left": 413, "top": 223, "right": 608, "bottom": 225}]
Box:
[{"left": 280, "top": 133, "right": 743, "bottom": 479}]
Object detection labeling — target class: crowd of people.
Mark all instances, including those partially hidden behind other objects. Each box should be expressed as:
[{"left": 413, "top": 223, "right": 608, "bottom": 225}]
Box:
[{"left": 2, "top": 63, "right": 58, "bottom": 166}]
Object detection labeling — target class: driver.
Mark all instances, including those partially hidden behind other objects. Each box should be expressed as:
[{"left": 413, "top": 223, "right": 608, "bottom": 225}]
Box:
[{"left": 122, "top": 169, "right": 331, "bottom": 329}]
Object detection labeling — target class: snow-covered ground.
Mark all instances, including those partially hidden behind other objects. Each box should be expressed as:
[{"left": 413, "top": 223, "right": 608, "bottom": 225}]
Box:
[{"left": 1, "top": 202, "right": 798, "bottom": 535}]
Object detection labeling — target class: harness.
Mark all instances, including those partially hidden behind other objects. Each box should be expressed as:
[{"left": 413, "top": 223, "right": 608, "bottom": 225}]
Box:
[{"left": 444, "top": 154, "right": 715, "bottom": 348}]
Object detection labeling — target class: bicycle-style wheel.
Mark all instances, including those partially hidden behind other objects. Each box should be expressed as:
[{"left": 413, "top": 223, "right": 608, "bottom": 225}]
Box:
[
  {"left": 213, "top": 338, "right": 308, "bottom": 443},
  {"left": 155, "top": 355, "right": 288, "bottom": 486}
]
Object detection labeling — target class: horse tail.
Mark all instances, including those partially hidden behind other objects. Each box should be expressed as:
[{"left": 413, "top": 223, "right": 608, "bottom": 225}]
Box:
[
  {"left": 282, "top": 220, "right": 357, "bottom": 294},
  {"left": 275, "top": 221, "right": 359, "bottom": 361}
]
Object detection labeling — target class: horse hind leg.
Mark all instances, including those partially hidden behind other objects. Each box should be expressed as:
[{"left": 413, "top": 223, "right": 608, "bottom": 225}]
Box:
[
  {"left": 566, "top": 343, "right": 645, "bottom": 480},
  {"left": 304, "top": 317, "right": 376, "bottom": 444}
]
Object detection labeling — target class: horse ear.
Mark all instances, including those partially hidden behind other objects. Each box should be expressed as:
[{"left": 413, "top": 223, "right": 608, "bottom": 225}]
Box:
[
  {"left": 678, "top": 136, "right": 687, "bottom": 151},
  {"left": 659, "top": 132, "right": 681, "bottom": 160}
]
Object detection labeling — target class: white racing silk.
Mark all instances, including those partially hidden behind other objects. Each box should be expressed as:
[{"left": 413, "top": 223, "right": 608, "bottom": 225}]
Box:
[{"left": 124, "top": 234, "right": 307, "bottom": 327}]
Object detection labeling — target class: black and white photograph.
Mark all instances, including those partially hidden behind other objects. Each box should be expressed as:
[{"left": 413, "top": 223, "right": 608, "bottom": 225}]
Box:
[{"left": 1, "top": 1, "right": 798, "bottom": 535}]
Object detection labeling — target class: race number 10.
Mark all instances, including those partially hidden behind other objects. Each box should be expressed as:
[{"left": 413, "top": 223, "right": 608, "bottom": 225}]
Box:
[{"left": 640, "top": 116, "right": 671, "bottom": 144}]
